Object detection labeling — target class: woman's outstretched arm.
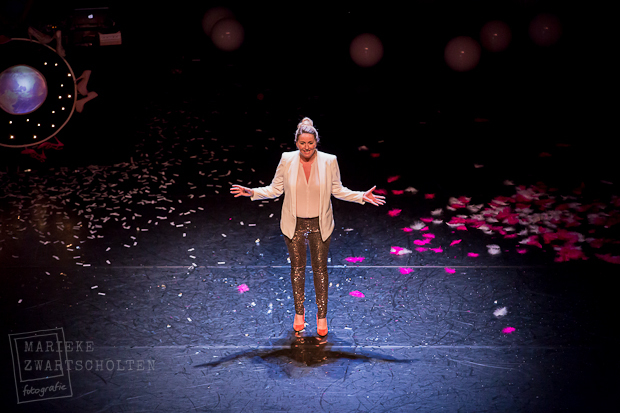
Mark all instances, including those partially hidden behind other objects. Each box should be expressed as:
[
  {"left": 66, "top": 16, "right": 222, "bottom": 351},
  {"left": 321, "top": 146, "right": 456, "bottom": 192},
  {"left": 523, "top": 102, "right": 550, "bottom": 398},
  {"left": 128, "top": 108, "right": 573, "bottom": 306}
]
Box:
[
  {"left": 230, "top": 154, "right": 285, "bottom": 200},
  {"left": 331, "top": 156, "right": 385, "bottom": 206}
]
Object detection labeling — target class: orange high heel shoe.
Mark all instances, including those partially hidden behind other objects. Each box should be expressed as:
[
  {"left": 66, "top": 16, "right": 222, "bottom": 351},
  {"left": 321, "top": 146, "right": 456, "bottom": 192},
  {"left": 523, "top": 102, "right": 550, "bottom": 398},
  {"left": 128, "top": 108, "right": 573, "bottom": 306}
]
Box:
[
  {"left": 316, "top": 314, "right": 328, "bottom": 337},
  {"left": 293, "top": 311, "right": 305, "bottom": 332}
]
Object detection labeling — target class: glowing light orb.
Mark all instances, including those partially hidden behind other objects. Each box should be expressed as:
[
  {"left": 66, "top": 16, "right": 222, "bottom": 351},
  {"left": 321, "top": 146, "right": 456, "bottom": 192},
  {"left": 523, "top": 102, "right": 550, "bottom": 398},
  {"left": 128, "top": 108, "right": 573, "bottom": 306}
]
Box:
[
  {"left": 0, "top": 65, "right": 48, "bottom": 115},
  {"left": 480, "top": 20, "right": 512, "bottom": 52},
  {"left": 211, "top": 18, "right": 244, "bottom": 51},
  {"left": 444, "top": 36, "right": 481, "bottom": 72},
  {"left": 202, "top": 7, "right": 235, "bottom": 37},
  {"left": 529, "top": 14, "right": 562, "bottom": 47},
  {"left": 350, "top": 33, "right": 384, "bottom": 67}
]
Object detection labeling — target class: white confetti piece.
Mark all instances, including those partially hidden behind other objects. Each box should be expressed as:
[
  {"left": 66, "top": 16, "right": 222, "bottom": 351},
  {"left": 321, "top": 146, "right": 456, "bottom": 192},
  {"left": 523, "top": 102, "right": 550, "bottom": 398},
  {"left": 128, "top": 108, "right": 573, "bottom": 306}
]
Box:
[
  {"left": 494, "top": 307, "right": 508, "bottom": 317},
  {"left": 98, "top": 292, "right": 106, "bottom": 295},
  {"left": 18, "top": 299, "right": 22, "bottom": 304},
  {"left": 411, "top": 221, "right": 426, "bottom": 230},
  {"left": 487, "top": 244, "right": 501, "bottom": 255},
  {"left": 106, "top": 260, "right": 111, "bottom": 264},
  {"left": 53, "top": 255, "right": 59, "bottom": 260},
  {"left": 187, "top": 317, "right": 192, "bottom": 322},
  {"left": 91, "top": 286, "right": 98, "bottom": 289},
  {"left": 178, "top": 293, "right": 183, "bottom": 297},
  {"left": 218, "top": 261, "right": 225, "bottom": 264}
]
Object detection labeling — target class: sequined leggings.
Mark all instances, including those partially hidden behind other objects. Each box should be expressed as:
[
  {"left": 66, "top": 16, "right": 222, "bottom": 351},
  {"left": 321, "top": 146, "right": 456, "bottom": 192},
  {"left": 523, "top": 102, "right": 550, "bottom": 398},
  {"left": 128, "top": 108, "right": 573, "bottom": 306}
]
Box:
[{"left": 284, "top": 217, "right": 331, "bottom": 318}]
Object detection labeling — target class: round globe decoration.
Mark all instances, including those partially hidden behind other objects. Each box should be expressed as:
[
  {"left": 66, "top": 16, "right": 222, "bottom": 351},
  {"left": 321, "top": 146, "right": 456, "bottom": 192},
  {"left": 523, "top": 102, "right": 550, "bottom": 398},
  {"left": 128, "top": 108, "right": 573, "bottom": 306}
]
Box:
[
  {"left": 0, "top": 65, "right": 48, "bottom": 115},
  {"left": 0, "top": 38, "right": 77, "bottom": 148}
]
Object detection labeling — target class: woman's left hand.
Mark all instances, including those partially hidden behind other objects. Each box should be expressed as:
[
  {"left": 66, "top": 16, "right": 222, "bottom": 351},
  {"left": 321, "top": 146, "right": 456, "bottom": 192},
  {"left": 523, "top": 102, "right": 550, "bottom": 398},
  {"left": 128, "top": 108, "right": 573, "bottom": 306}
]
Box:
[{"left": 363, "top": 186, "right": 386, "bottom": 206}]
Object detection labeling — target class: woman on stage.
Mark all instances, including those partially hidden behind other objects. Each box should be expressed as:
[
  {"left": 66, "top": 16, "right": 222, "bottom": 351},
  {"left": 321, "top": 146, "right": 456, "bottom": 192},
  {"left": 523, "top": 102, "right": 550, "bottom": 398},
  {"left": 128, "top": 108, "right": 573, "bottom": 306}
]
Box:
[{"left": 230, "top": 117, "right": 385, "bottom": 337}]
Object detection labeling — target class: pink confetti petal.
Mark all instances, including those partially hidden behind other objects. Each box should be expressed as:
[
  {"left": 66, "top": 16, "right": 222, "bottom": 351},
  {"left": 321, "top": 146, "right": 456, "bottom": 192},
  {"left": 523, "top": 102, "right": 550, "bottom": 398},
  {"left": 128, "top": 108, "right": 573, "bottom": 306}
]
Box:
[
  {"left": 422, "top": 233, "right": 435, "bottom": 238},
  {"left": 516, "top": 248, "right": 527, "bottom": 254},
  {"left": 388, "top": 209, "right": 402, "bottom": 217},
  {"left": 445, "top": 268, "right": 456, "bottom": 273},
  {"left": 390, "top": 246, "right": 412, "bottom": 255},
  {"left": 350, "top": 290, "right": 365, "bottom": 298},
  {"left": 450, "top": 239, "right": 462, "bottom": 246},
  {"left": 387, "top": 175, "right": 401, "bottom": 183},
  {"left": 399, "top": 267, "right": 414, "bottom": 274},
  {"left": 237, "top": 284, "right": 249, "bottom": 293},
  {"left": 429, "top": 247, "right": 443, "bottom": 253},
  {"left": 392, "top": 190, "right": 404, "bottom": 195},
  {"left": 345, "top": 256, "right": 365, "bottom": 263},
  {"left": 374, "top": 188, "right": 388, "bottom": 195},
  {"left": 467, "top": 252, "right": 479, "bottom": 257},
  {"left": 420, "top": 217, "right": 434, "bottom": 223},
  {"left": 415, "top": 247, "right": 428, "bottom": 252},
  {"left": 402, "top": 227, "right": 414, "bottom": 232},
  {"left": 370, "top": 153, "right": 380, "bottom": 158},
  {"left": 502, "top": 326, "right": 516, "bottom": 334},
  {"left": 425, "top": 193, "right": 435, "bottom": 199},
  {"left": 596, "top": 253, "right": 620, "bottom": 264},
  {"left": 421, "top": 226, "right": 429, "bottom": 231}
]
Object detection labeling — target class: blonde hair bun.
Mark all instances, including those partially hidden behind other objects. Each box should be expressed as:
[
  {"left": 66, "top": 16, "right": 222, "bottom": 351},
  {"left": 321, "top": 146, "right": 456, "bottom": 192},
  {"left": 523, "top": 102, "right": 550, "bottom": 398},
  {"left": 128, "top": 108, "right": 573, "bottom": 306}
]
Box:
[{"left": 298, "top": 117, "right": 313, "bottom": 128}]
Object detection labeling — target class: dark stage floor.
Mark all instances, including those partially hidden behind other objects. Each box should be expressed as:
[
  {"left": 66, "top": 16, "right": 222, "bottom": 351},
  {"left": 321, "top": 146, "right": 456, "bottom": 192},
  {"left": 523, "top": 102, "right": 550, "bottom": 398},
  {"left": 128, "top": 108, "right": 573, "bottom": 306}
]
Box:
[{"left": 1, "top": 29, "right": 619, "bottom": 412}]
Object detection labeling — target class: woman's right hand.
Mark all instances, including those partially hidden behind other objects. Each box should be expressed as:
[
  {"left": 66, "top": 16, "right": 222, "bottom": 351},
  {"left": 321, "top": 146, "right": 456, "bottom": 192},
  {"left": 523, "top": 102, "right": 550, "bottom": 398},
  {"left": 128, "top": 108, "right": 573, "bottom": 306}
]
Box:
[{"left": 230, "top": 185, "right": 254, "bottom": 197}]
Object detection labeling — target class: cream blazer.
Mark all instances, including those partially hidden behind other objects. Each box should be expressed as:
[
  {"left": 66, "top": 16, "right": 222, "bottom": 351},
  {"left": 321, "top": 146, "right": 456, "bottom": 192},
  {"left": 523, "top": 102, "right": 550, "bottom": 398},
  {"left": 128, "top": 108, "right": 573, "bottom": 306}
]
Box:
[{"left": 251, "top": 150, "right": 366, "bottom": 241}]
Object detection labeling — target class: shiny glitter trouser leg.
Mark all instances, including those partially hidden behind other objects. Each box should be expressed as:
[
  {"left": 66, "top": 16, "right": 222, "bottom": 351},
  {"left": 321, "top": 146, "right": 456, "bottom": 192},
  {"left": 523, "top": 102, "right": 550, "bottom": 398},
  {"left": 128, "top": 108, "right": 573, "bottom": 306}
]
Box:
[{"left": 284, "top": 217, "right": 331, "bottom": 319}]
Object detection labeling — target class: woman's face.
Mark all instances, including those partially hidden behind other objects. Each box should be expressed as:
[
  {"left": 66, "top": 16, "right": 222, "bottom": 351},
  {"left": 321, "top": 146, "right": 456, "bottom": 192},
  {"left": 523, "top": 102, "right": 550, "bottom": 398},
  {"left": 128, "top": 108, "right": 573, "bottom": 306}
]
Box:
[{"left": 296, "top": 133, "right": 317, "bottom": 161}]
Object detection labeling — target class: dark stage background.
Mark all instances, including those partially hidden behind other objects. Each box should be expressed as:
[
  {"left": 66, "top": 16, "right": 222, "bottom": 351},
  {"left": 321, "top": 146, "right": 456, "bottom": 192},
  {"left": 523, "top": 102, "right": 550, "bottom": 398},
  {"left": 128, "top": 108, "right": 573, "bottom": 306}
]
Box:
[{"left": 0, "top": 1, "right": 611, "bottom": 179}]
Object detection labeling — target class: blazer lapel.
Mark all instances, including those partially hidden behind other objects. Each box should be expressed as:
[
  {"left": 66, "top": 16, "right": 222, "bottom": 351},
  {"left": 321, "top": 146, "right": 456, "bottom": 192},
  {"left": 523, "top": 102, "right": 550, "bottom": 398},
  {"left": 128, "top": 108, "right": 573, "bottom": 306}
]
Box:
[
  {"left": 317, "top": 150, "right": 326, "bottom": 209},
  {"left": 289, "top": 151, "right": 300, "bottom": 216}
]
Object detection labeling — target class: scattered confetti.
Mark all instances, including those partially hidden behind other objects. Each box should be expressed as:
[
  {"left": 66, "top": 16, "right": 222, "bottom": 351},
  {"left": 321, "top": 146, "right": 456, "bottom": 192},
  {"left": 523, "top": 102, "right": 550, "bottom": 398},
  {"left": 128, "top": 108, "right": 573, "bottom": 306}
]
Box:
[
  {"left": 502, "top": 326, "right": 516, "bottom": 334},
  {"left": 238, "top": 284, "right": 249, "bottom": 293},
  {"left": 350, "top": 290, "right": 365, "bottom": 298},
  {"left": 445, "top": 268, "right": 456, "bottom": 274},
  {"left": 399, "top": 268, "right": 414, "bottom": 274}
]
